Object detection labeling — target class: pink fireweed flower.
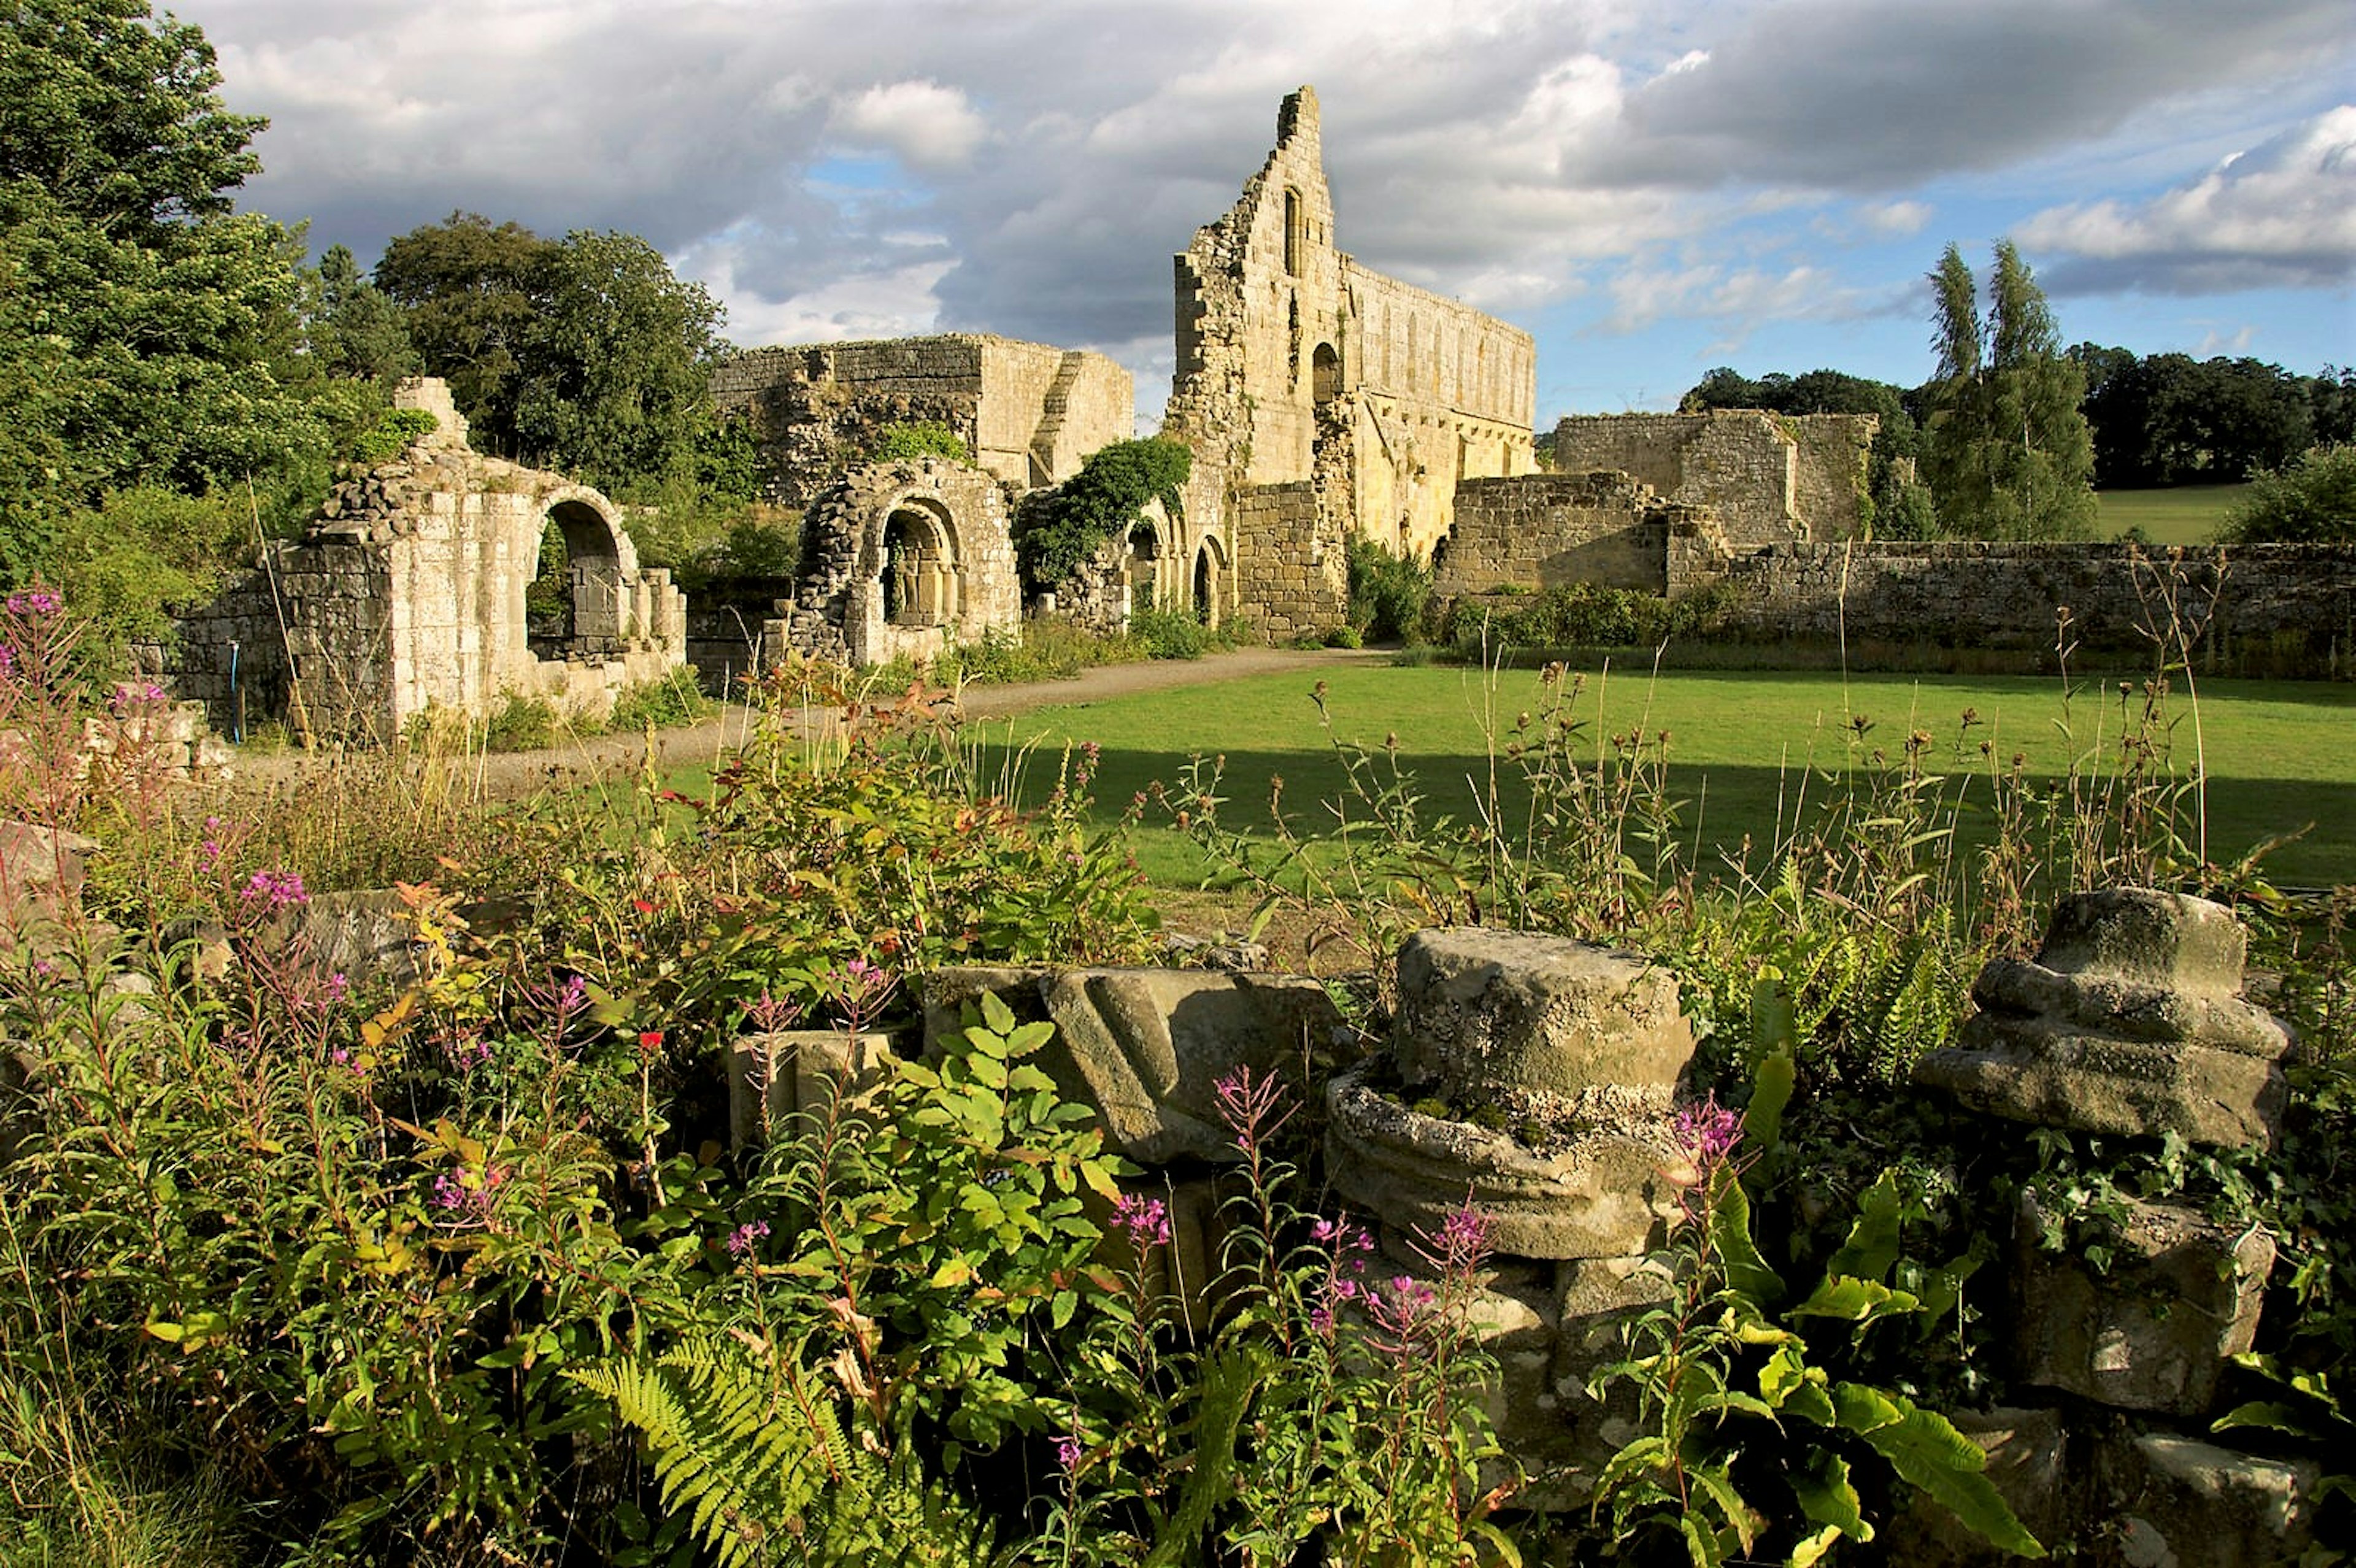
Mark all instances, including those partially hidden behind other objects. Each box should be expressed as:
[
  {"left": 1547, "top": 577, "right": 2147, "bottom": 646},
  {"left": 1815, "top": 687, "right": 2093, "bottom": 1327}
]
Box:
[
  {"left": 5, "top": 588, "right": 61, "bottom": 617},
  {"left": 239, "top": 868, "right": 309, "bottom": 910},
  {"left": 726, "top": 1220, "right": 770, "bottom": 1256},
  {"left": 1430, "top": 1200, "right": 1492, "bottom": 1274},
  {"left": 1674, "top": 1093, "right": 1743, "bottom": 1167},
  {"left": 1056, "top": 1435, "right": 1082, "bottom": 1474},
  {"left": 1110, "top": 1193, "right": 1172, "bottom": 1248},
  {"left": 431, "top": 1164, "right": 507, "bottom": 1221},
  {"left": 1212, "top": 1064, "right": 1293, "bottom": 1151},
  {"left": 1365, "top": 1273, "right": 1441, "bottom": 1358},
  {"left": 742, "top": 989, "right": 803, "bottom": 1032}
]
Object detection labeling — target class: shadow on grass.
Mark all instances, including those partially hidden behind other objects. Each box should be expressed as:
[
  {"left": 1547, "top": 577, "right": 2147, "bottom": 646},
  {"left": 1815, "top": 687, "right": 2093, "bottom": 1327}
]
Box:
[{"left": 978, "top": 742, "right": 2352, "bottom": 891}]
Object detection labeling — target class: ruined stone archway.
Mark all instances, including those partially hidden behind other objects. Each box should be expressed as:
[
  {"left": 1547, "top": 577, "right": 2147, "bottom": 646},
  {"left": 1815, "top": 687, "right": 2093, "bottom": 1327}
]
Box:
[
  {"left": 1125, "top": 520, "right": 1162, "bottom": 617},
  {"left": 1192, "top": 532, "right": 1228, "bottom": 627},
  {"left": 534, "top": 496, "right": 631, "bottom": 655}
]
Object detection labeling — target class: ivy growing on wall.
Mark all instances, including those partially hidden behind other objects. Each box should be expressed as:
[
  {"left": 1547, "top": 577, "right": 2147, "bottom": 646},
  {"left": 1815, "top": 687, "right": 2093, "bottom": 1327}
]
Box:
[
  {"left": 862, "top": 420, "right": 972, "bottom": 466},
  {"left": 1015, "top": 437, "right": 1191, "bottom": 590}
]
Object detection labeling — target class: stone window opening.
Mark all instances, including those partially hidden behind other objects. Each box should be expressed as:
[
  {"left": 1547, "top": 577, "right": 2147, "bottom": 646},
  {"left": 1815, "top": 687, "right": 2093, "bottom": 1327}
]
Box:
[
  {"left": 1283, "top": 187, "right": 1304, "bottom": 277},
  {"left": 1125, "top": 520, "right": 1161, "bottom": 615},
  {"left": 1313, "top": 342, "right": 1341, "bottom": 405},
  {"left": 879, "top": 505, "right": 958, "bottom": 627}
]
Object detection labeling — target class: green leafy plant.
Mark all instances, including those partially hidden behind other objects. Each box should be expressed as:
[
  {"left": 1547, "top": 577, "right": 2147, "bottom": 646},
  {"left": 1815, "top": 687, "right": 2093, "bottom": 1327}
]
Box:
[
  {"left": 1590, "top": 1101, "right": 2040, "bottom": 1566},
  {"left": 1015, "top": 439, "right": 1190, "bottom": 591},
  {"left": 606, "top": 667, "right": 715, "bottom": 732},
  {"left": 1345, "top": 536, "right": 1433, "bottom": 645},
  {"left": 348, "top": 407, "right": 437, "bottom": 466},
  {"left": 863, "top": 421, "right": 973, "bottom": 466}
]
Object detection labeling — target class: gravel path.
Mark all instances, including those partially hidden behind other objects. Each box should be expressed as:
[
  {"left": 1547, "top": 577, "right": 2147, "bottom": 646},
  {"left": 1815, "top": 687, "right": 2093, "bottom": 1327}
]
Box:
[{"left": 233, "top": 645, "right": 1388, "bottom": 802}]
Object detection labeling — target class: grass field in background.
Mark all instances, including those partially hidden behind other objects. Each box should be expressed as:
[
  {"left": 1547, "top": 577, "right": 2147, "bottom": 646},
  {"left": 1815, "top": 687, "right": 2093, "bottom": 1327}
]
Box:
[
  {"left": 975, "top": 661, "right": 2356, "bottom": 889},
  {"left": 2095, "top": 485, "right": 2246, "bottom": 545}
]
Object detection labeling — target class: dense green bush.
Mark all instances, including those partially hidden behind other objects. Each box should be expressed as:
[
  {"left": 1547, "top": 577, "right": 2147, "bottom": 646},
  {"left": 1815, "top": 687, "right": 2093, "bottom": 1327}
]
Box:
[
  {"left": 1439, "top": 577, "right": 1750, "bottom": 655},
  {"left": 2215, "top": 443, "right": 2356, "bottom": 544},
  {"left": 605, "top": 667, "right": 714, "bottom": 731},
  {"left": 1345, "top": 536, "right": 1433, "bottom": 644},
  {"left": 1015, "top": 439, "right": 1191, "bottom": 590},
  {"left": 863, "top": 420, "right": 972, "bottom": 466},
  {"left": 348, "top": 407, "right": 438, "bottom": 466}
]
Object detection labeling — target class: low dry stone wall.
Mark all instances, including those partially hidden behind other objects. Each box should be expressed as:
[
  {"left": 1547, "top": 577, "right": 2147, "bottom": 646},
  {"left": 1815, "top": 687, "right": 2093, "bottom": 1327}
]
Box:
[
  {"left": 682, "top": 577, "right": 795, "bottom": 694},
  {"left": 1717, "top": 540, "right": 2356, "bottom": 677}
]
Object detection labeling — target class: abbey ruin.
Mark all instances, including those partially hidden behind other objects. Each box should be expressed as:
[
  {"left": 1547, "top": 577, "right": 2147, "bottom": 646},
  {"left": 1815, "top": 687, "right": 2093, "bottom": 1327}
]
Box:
[
  {"left": 171, "top": 380, "right": 688, "bottom": 741},
  {"left": 164, "top": 85, "right": 2353, "bottom": 734}
]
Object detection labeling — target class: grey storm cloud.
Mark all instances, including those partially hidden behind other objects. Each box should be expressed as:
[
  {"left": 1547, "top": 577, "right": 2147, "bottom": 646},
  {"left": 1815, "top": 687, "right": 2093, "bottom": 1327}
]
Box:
[
  {"left": 1600, "top": 0, "right": 2355, "bottom": 191},
  {"left": 182, "top": 0, "right": 2354, "bottom": 379}
]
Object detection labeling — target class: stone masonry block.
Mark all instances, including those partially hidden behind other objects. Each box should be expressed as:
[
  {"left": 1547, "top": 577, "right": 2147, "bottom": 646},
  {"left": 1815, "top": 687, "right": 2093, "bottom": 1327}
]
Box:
[
  {"left": 1393, "top": 928, "right": 1693, "bottom": 1105},
  {"left": 2014, "top": 1194, "right": 2272, "bottom": 1416}
]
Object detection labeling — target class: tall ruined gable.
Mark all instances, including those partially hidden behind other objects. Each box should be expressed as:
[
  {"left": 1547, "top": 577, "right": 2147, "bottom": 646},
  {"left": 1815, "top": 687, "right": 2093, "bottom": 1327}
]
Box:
[
  {"left": 1168, "top": 86, "right": 1536, "bottom": 561},
  {"left": 1166, "top": 86, "right": 1344, "bottom": 485}
]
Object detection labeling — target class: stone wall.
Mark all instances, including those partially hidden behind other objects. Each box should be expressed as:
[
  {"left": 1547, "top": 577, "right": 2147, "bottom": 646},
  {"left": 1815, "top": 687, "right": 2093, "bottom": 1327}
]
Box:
[
  {"left": 1550, "top": 410, "right": 1873, "bottom": 544},
  {"left": 763, "top": 459, "right": 1020, "bottom": 667},
  {"left": 1165, "top": 87, "right": 1537, "bottom": 564},
  {"left": 165, "top": 379, "right": 688, "bottom": 740},
  {"left": 1437, "top": 473, "right": 1701, "bottom": 596},
  {"left": 683, "top": 576, "right": 794, "bottom": 694},
  {"left": 1228, "top": 480, "right": 1344, "bottom": 641},
  {"left": 1715, "top": 540, "right": 2356, "bottom": 674},
  {"left": 711, "top": 334, "right": 1132, "bottom": 504}
]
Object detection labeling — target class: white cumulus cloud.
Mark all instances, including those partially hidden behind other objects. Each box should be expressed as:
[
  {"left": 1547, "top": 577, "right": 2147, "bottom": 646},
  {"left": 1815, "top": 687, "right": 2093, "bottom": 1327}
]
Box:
[
  {"left": 2019, "top": 106, "right": 2356, "bottom": 293},
  {"left": 831, "top": 80, "right": 989, "bottom": 171}
]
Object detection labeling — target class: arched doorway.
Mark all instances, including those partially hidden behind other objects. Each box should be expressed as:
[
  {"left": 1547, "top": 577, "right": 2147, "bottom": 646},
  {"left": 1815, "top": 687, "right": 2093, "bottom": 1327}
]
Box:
[
  {"left": 879, "top": 504, "right": 957, "bottom": 626},
  {"left": 1191, "top": 536, "right": 1226, "bottom": 628}
]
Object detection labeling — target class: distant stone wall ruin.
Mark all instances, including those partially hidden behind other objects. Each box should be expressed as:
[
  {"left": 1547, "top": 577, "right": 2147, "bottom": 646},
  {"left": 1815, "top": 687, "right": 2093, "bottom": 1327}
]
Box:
[
  {"left": 1438, "top": 474, "right": 1707, "bottom": 596},
  {"left": 1716, "top": 540, "right": 2356, "bottom": 674},
  {"left": 711, "top": 334, "right": 1133, "bottom": 506},
  {"left": 1550, "top": 410, "right": 1874, "bottom": 545},
  {"left": 1227, "top": 481, "right": 1345, "bottom": 642},
  {"left": 169, "top": 379, "right": 687, "bottom": 740}
]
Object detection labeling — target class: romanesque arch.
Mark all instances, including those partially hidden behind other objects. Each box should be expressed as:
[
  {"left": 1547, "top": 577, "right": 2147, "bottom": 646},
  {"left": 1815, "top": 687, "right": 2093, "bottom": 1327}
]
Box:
[
  {"left": 1192, "top": 531, "right": 1229, "bottom": 627},
  {"left": 1125, "top": 518, "right": 1162, "bottom": 615},
  {"left": 879, "top": 501, "right": 960, "bottom": 627}
]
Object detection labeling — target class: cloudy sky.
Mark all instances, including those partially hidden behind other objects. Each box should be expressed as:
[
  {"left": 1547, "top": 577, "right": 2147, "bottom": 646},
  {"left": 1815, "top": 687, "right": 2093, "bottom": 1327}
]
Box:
[{"left": 183, "top": 0, "right": 2355, "bottom": 426}]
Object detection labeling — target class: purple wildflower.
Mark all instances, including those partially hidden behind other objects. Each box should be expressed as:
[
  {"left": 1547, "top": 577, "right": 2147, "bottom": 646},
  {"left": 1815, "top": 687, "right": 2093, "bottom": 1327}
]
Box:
[
  {"left": 239, "top": 868, "right": 309, "bottom": 910},
  {"left": 742, "top": 989, "right": 803, "bottom": 1032},
  {"left": 5, "top": 588, "right": 61, "bottom": 618},
  {"left": 1674, "top": 1093, "right": 1743, "bottom": 1167},
  {"left": 726, "top": 1220, "right": 771, "bottom": 1257},
  {"left": 1056, "top": 1435, "right": 1082, "bottom": 1474},
  {"left": 1110, "top": 1193, "right": 1172, "bottom": 1248},
  {"left": 431, "top": 1164, "right": 507, "bottom": 1220}
]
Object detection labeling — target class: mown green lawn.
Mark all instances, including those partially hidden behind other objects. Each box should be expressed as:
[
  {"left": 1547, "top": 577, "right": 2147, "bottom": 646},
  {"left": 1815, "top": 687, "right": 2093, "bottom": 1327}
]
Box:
[
  {"left": 2096, "top": 485, "right": 2247, "bottom": 545},
  {"left": 976, "top": 662, "right": 2356, "bottom": 889}
]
